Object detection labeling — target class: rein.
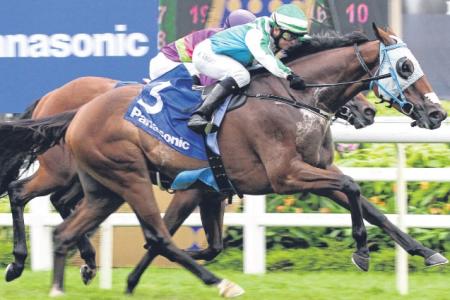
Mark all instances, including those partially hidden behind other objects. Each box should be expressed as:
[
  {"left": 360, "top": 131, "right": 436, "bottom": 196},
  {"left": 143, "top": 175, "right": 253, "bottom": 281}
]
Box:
[
  {"left": 244, "top": 92, "right": 334, "bottom": 120},
  {"left": 304, "top": 73, "right": 391, "bottom": 88},
  {"left": 244, "top": 44, "right": 391, "bottom": 120}
]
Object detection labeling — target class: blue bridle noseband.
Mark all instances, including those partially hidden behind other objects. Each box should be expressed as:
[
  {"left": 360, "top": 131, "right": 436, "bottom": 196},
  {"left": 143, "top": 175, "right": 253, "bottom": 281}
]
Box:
[
  {"left": 371, "top": 42, "right": 413, "bottom": 115},
  {"left": 356, "top": 38, "right": 424, "bottom": 116}
]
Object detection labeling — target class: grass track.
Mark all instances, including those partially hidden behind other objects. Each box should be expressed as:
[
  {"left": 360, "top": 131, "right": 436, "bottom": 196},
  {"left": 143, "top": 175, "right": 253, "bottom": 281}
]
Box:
[{"left": 0, "top": 267, "right": 449, "bottom": 300}]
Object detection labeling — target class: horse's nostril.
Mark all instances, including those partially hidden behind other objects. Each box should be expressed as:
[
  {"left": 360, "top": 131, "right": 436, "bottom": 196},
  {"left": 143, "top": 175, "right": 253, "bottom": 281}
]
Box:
[
  {"left": 364, "top": 108, "right": 375, "bottom": 117},
  {"left": 428, "top": 110, "right": 446, "bottom": 122}
]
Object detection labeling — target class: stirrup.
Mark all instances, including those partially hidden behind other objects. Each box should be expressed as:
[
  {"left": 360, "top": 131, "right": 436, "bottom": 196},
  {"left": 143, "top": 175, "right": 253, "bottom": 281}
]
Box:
[
  {"left": 203, "top": 112, "right": 221, "bottom": 134},
  {"left": 188, "top": 114, "right": 208, "bottom": 134}
]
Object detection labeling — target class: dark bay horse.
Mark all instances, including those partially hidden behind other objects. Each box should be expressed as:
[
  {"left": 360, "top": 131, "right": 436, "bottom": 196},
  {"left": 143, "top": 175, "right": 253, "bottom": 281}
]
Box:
[
  {"left": 0, "top": 26, "right": 447, "bottom": 297},
  {"left": 1, "top": 75, "right": 374, "bottom": 284}
]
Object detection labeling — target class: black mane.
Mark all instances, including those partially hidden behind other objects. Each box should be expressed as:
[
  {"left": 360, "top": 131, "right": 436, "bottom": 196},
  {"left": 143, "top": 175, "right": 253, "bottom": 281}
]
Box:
[
  {"left": 283, "top": 31, "right": 369, "bottom": 63},
  {"left": 249, "top": 31, "right": 370, "bottom": 77}
]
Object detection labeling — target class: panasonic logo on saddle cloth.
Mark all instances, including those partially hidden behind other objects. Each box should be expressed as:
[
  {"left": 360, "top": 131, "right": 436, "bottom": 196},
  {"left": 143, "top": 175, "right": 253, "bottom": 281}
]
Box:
[
  {"left": 130, "top": 106, "right": 191, "bottom": 151},
  {"left": 0, "top": 25, "right": 149, "bottom": 58}
]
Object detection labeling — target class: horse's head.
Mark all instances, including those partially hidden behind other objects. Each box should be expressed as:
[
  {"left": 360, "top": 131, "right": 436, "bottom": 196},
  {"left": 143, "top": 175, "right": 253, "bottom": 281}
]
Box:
[
  {"left": 338, "top": 93, "right": 376, "bottom": 129},
  {"left": 372, "top": 25, "right": 447, "bottom": 129}
]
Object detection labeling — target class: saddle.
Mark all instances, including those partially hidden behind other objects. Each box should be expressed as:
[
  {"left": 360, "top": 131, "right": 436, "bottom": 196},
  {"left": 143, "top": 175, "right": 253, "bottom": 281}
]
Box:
[{"left": 193, "top": 83, "right": 248, "bottom": 112}]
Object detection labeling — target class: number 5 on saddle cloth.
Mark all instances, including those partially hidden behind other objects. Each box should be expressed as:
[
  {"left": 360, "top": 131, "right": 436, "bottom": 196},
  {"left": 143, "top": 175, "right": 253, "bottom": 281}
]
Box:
[{"left": 124, "top": 65, "right": 243, "bottom": 199}]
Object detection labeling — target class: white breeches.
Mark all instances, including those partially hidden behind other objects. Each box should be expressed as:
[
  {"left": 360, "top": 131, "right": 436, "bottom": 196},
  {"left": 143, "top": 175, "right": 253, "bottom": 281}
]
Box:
[
  {"left": 192, "top": 39, "right": 250, "bottom": 88},
  {"left": 149, "top": 52, "right": 198, "bottom": 80}
]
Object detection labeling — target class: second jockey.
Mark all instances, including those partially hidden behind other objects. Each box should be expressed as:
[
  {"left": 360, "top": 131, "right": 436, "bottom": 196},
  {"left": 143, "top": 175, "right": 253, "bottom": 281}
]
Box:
[{"left": 148, "top": 9, "right": 256, "bottom": 81}]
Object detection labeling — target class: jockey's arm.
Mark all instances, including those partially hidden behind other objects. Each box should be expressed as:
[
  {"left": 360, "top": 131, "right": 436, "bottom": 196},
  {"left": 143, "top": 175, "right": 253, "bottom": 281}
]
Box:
[{"left": 245, "top": 28, "right": 292, "bottom": 79}]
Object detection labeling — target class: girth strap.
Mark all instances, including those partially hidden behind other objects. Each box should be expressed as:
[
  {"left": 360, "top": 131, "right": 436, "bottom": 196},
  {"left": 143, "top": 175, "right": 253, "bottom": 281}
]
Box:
[{"left": 204, "top": 136, "right": 242, "bottom": 203}]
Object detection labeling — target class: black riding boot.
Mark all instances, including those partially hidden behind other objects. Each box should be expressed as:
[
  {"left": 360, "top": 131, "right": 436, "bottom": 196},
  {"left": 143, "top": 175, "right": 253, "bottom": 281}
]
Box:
[{"left": 188, "top": 77, "right": 238, "bottom": 134}]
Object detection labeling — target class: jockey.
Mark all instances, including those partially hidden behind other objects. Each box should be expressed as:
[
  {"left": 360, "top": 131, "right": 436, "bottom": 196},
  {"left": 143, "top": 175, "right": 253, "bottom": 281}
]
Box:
[
  {"left": 188, "top": 4, "right": 310, "bottom": 133},
  {"left": 149, "top": 9, "right": 256, "bottom": 81}
]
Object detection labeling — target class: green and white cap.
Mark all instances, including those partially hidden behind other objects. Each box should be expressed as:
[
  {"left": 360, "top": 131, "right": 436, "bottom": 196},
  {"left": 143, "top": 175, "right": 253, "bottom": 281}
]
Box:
[{"left": 271, "top": 4, "right": 308, "bottom": 34}]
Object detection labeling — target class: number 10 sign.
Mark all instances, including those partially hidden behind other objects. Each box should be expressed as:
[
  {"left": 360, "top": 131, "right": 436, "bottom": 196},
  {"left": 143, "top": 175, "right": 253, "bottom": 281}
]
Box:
[{"left": 327, "top": 0, "right": 388, "bottom": 39}]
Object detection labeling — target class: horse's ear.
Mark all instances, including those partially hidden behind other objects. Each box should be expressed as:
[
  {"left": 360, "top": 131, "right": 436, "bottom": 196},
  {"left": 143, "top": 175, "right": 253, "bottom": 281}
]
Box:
[
  {"left": 372, "top": 23, "right": 382, "bottom": 39},
  {"left": 386, "top": 27, "right": 397, "bottom": 36},
  {"left": 372, "top": 22, "right": 394, "bottom": 45}
]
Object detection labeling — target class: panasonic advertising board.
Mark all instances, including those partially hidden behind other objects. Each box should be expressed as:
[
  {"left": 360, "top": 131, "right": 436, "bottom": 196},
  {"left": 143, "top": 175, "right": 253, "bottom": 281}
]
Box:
[{"left": 0, "top": 0, "right": 158, "bottom": 112}]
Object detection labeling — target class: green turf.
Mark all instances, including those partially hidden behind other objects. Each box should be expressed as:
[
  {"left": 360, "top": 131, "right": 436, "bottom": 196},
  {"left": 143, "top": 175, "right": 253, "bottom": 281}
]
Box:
[{"left": 0, "top": 267, "right": 448, "bottom": 300}]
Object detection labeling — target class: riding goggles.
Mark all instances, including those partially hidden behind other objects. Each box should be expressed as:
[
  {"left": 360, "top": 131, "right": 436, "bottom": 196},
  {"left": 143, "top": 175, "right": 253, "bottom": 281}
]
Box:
[{"left": 280, "top": 30, "right": 309, "bottom": 42}]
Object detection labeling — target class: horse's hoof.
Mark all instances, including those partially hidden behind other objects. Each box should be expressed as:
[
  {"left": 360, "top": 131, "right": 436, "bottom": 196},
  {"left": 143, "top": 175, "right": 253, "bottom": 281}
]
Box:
[
  {"left": 351, "top": 252, "right": 370, "bottom": 272},
  {"left": 5, "top": 263, "right": 23, "bottom": 282},
  {"left": 425, "top": 253, "right": 449, "bottom": 267},
  {"left": 125, "top": 282, "right": 136, "bottom": 295},
  {"left": 49, "top": 286, "right": 65, "bottom": 297},
  {"left": 80, "top": 264, "right": 97, "bottom": 285},
  {"left": 125, "top": 278, "right": 138, "bottom": 294},
  {"left": 217, "top": 279, "right": 245, "bottom": 298}
]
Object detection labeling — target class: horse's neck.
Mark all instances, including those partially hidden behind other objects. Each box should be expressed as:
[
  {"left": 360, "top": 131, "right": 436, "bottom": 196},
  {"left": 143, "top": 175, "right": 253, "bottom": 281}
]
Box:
[{"left": 286, "top": 41, "right": 380, "bottom": 113}]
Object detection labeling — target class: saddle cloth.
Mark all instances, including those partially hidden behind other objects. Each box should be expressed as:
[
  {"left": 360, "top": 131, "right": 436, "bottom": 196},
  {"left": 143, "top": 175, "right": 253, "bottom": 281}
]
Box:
[{"left": 124, "top": 65, "right": 235, "bottom": 191}]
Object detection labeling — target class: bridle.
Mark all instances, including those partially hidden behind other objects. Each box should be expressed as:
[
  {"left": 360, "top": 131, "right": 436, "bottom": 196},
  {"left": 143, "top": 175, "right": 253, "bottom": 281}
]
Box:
[{"left": 354, "top": 39, "right": 421, "bottom": 115}]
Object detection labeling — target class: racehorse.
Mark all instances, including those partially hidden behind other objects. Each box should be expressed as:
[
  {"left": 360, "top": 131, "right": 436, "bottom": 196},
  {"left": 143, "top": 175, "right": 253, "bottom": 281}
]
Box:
[
  {"left": 0, "top": 26, "right": 447, "bottom": 297},
  {"left": 0, "top": 75, "right": 374, "bottom": 284}
]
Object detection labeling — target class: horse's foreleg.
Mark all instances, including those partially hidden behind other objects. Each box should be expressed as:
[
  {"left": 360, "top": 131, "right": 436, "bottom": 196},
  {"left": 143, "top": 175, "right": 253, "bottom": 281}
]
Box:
[
  {"left": 6, "top": 172, "right": 58, "bottom": 282},
  {"left": 187, "top": 194, "right": 226, "bottom": 261},
  {"left": 320, "top": 165, "right": 448, "bottom": 267},
  {"left": 271, "top": 159, "right": 369, "bottom": 271},
  {"left": 5, "top": 178, "right": 34, "bottom": 282},
  {"left": 126, "top": 189, "right": 202, "bottom": 294},
  {"left": 360, "top": 195, "right": 447, "bottom": 266}
]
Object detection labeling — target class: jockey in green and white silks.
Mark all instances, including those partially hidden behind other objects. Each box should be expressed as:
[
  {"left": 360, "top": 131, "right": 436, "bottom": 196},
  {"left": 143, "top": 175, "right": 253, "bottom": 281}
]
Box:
[{"left": 188, "top": 4, "right": 311, "bottom": 133}]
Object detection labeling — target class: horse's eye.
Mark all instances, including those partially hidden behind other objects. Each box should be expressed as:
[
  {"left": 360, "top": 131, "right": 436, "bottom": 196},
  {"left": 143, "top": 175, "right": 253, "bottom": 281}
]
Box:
[{"left": 396, "top": 56, "right": 414, "bottom": 79}]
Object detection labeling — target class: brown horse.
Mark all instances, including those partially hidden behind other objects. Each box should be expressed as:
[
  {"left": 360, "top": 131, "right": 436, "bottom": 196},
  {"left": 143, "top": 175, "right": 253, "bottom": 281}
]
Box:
[
  {"left": 1, "top": 75, "right": 374, "bottom": 284},
  {"left": 0, "top": 26, "right": 447, "bottom": 297}
]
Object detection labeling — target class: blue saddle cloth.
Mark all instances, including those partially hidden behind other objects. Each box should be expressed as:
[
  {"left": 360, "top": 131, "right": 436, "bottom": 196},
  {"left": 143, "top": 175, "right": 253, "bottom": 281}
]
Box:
[
  {"left": 124, "top": 65, "right": 206, "bottom": 160},
  {"left": 124, "top": 65, "right": 230, "bottom": 192}
]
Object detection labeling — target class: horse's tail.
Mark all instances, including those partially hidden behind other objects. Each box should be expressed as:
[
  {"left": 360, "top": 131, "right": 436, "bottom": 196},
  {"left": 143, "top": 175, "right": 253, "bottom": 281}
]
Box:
[
  {"left": 0, "top": 98, "right": 41, "bottom": 197},
  {"left": 20, "top": 98, "right": 41, "bottom": 119},
  {"left": 0, "top": 110, "right": 76, "bottom": 197}
]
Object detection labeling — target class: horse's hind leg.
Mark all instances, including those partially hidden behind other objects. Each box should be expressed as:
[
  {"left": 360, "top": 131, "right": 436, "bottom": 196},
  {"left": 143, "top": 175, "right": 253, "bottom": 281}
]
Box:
[
  {"left": 6, "top": 171, "right": 59, "bottom": 282},
  {"left": 187, "top": 192, "right": 226, "bottom": 261},
  {"left": 50, "top": 181, "right": 99, "bottom": 285},
  {"left": 50, "top": 174, "right": 123, "bottom": 296},
  {"left": 126, "top": 189, "right": 202, "bottom": 294},
  {"left": 126, "top": 190, "right": 226, "bottom": 294},
  {"left": 121, "top": 178, "right": 243, "bottom": 297}
]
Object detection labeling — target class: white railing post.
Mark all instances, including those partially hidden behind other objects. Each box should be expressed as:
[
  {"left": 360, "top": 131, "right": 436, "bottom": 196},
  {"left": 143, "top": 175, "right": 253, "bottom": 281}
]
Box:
[
  {"left": 29, "top": 195, "right": 53, "bottom": 271},
  {"left": 99, "top": 218, "right": 113, "bottom": 289},
  {"left": 243, "top": 195, "right": 266, "bottom": 274},
  {"left": 395, "top": 144, "right": 408, "bottom": 295}
]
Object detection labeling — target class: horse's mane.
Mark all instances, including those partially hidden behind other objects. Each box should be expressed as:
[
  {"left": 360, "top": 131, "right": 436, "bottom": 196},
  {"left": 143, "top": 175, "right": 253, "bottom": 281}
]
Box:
[
  {"left": 249, "top": 31, "right": 370, "bottom": 77},
  {"left": 283, "top": 31, "right": 370, "bottom": 63}
]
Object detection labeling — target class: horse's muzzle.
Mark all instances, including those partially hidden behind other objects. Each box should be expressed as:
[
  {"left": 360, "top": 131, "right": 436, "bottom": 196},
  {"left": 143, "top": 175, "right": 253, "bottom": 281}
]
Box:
[{"left": 427, "top": 109, "right": 447, "bottom": 129}]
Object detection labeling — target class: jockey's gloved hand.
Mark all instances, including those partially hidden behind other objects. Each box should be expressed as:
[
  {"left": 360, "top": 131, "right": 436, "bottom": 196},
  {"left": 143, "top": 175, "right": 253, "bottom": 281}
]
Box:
[{"left": 287, "top": 73, "right": 306, "bottom": 90}]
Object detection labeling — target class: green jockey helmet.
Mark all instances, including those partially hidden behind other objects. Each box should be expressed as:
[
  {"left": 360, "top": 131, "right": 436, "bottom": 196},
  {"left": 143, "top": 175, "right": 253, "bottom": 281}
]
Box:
[{"left": 271, "top": 4, "right": 309, "bottom": 35}]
